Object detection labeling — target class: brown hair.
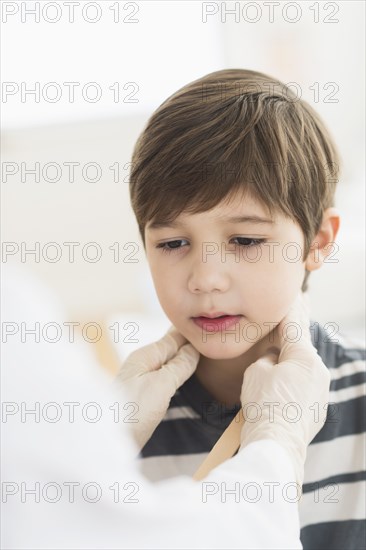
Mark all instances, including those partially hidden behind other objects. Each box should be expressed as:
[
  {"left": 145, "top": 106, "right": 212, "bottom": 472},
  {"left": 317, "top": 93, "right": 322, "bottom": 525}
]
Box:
[{"left": 129, "top": 68, "right": 341, "bottom": 291}]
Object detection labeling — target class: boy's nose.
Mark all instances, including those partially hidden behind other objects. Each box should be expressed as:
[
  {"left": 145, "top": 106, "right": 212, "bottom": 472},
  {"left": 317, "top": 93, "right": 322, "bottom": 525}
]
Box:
[{"left": 187, "top": 252, "right": 231, "bottom": 294}]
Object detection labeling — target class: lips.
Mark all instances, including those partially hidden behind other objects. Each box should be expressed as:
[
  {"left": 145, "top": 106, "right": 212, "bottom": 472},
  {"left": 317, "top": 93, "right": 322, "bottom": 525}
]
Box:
[
  {"left": 193, "top": 312, "right": 236, "bottom": 319},
  {"left": 192, "top": 314, "right": 243, "bottom": 331}
]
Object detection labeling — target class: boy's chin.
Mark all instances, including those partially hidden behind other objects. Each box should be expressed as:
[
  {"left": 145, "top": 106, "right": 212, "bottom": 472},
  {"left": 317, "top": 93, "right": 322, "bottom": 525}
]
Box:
[{"left": 194, "top": 339, "right": 255, "bottom": 360}]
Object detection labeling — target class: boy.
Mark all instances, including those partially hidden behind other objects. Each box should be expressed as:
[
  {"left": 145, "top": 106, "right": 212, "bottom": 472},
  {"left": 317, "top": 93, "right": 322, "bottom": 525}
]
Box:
[{"left": 126, "top": 69, "right": 365, "bottom": 549}]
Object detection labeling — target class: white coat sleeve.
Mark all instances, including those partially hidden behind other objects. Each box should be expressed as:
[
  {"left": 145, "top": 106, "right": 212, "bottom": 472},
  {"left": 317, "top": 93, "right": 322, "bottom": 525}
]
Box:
[{"left": 1, "top": 263, "right": 302, "bottom": 550}]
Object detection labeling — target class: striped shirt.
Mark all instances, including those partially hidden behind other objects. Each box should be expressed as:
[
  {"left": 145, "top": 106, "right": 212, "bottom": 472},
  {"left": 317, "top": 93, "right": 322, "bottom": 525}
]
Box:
[{"left": 139, "top": 321, "right": 366, "bottom": 550}]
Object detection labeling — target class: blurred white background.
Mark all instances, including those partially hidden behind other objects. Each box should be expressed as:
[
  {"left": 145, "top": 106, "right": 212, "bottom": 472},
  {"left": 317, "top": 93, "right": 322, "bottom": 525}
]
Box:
[{"left": 2, "top": 0, "right": 365, "bottom": 358}]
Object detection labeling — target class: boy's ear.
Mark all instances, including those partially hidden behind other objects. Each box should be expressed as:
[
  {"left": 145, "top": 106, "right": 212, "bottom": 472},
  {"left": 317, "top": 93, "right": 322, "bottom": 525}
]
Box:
[{"left": 305, "top": 207, "right": 341, "bottom": 272}]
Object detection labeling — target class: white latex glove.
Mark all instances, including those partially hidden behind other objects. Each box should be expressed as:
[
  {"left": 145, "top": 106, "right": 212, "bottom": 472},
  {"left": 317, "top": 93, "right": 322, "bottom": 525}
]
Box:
[
  {"left": 239, "top": 291, "right": 331, "bottom": 488},
  {"left": 115, "top": 326, "right": 200, "bottom": 451}
]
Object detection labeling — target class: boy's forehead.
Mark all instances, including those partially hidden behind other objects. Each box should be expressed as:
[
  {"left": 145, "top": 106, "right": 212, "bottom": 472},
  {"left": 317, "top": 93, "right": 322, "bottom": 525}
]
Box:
[
  {"left": 186, "top": 194, "right": 273, "bottom": 221},
  {"left": 174, "top": 210, "right": 275, "bottom": 226},
  {"left": 146, "top": 193, "right": 277, "bottom": 231}
]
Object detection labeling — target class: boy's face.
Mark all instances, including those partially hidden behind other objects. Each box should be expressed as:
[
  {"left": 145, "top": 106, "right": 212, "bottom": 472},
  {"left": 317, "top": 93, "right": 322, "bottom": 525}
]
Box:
[{"left": 144, "top": 190, "right": 308, "bottom": 359}]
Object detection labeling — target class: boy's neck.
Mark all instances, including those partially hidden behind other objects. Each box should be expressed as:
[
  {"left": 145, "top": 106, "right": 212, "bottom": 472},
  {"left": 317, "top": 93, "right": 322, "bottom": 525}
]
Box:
[{"left": 194, "top": 328, "right": 279, "bottom": 408}]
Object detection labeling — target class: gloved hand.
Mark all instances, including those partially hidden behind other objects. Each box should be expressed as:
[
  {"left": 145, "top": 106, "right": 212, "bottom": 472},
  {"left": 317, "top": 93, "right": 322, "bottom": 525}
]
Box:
[
  {"left": 114, "top": 326, "right": 200, "bottom": 451},
  {"left": 239, "top": 291, "right": 331, "bottom": 488}
]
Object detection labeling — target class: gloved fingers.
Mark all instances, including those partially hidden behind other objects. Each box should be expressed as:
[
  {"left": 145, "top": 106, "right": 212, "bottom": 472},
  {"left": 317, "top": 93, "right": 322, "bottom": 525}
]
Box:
[
  {"left": 264, "top": 346, "right": 281, "bottom": 361},
  {"left": 242, "top": 351, "right": 278, "bottom": 388},
  {"left": 167, "top": 324, "right": 187, "bottom": 347},
  {"left": 240, "top": 350, "right": 279, "bottom": 404},
  {"left": 276, "top": 356, "right": 331, "bottom": 393},
  {"left": 157, "top": 342, "right": 200, "bottom": 393},
  {"left": 120, "top": 344, "right": 199, "bottom": 450},
  {"left": 261, "top": 292, "right": 310, "bottom": 361},
  {"left": 278, "top": 290, "right": 311, "bottom": 343},
  {"left": 276, "top": 291, "right": 315, "bottom": 365},
  {"left": 246, "top": 348, "right": 280, "bottom": 374},
  {"left": 118, "top": 326, "right": 188, "bottom": 380}
]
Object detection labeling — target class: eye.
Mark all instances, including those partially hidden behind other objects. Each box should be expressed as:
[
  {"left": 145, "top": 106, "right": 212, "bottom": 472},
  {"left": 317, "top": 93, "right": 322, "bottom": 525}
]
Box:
[
  {"left": 155, "top": 238, "right": 266, "bottom": 255},
  {"left": 156, "top": 239, "right": 189, "bottom": 255},
  {"left": 231, "top": 237, "right": 266, "bottom": 247}
]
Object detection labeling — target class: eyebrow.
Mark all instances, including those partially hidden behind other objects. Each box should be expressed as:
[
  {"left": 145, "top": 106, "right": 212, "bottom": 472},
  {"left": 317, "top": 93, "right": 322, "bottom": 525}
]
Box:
[{"left": 147, "top": 215, "right": 275, "bottom": 231}]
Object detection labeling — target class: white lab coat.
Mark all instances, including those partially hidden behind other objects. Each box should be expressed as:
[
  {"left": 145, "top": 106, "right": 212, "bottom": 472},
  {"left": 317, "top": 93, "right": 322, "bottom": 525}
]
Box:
[{"left": 1, "top": 263, "right": 302, "bottom": 549}]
